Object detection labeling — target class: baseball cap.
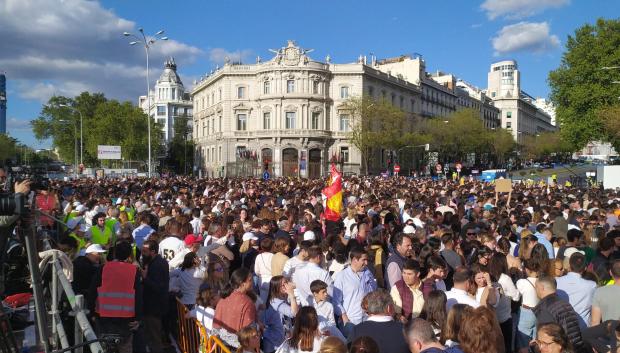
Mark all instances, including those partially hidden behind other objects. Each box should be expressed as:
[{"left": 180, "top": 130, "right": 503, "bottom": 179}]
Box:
[
  {"left": 242, "top": 232, "right": 258, "bottom": 242},
  {"left": 303, "top": 230, "right": 316, "bottom": 241},
  {"left": 563, "top": 247, "right": 585, "bottom": 260},
  {"left": 403, "top": 225, "right": 416, "bottom": 234},
  {"left": 75, "top": 205, "right": 87, "bottom": 213},
  {"left": 184, "top": 234, "right": 204, "bottom": 246},
  {"left": 85, "top": 244, "right": 106, "bottom": 254}
]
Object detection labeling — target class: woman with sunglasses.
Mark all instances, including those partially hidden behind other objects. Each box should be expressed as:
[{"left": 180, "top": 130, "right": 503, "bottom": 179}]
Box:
[{"left": 530, "top": 322, "right": 573, "bottom": 353}]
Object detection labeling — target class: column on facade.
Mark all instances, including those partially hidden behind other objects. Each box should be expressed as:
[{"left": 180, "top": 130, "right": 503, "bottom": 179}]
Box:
[
  {"left": 301, "top": 103, "right": 306, "bottom": 129},
  {"left": 274, "top": 141, "right": 281, "bottom": 177},
  {"left": 300, "top": 146, "right": 308, "bottom": 178}
]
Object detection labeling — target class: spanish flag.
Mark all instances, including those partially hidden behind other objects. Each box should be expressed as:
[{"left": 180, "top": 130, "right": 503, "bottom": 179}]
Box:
[{"left": 322, "top": 163, "right": 343, "bottom": 222}]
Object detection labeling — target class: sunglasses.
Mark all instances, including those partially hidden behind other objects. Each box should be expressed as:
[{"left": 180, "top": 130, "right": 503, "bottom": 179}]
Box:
[{"left": 467, "top": 232, "right": 476, "bottom": 236}]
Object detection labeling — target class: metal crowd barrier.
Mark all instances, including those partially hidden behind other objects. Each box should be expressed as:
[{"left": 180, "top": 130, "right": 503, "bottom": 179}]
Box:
[{"left": 175, "top": 299, "right": 230, "bottom": 353}]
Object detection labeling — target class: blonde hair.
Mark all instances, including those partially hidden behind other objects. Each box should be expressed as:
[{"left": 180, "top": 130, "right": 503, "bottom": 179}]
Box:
[
  {"left": 239, "top": 240, "right": 251, "bottom": 254},
  {"left": 319, "top": 336, "right": 347, "bottom": 353},
  {"left": 236, "top": 325, "right": 258, "bottom": 353}
]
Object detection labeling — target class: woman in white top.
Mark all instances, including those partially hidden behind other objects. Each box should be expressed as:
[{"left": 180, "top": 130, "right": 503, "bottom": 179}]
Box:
[
  {"left": 275, "top": 306, "right": 325, "bottom": 353},
  {"left": 254, "top": 237, "right": 274, "bottom": 304},
  {"left": 515, "top": 258, "right": 540, "bottom": 351},
  {"left": 471, "top": 263, "right": 498, "bottom": 307},
  {"left": 170, "top": 252, "right": 207, "bottom": 307},
  {"left": 187, "top": 284, "right": 219, "bottom": 332},
  {"left": 489, "top": 253, "right": 521, "bottom": 353}
]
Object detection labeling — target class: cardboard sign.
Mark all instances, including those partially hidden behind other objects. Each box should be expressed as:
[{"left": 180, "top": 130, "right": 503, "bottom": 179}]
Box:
[{"left": 495, "top": 179, "right": 513, "bottom": 193}]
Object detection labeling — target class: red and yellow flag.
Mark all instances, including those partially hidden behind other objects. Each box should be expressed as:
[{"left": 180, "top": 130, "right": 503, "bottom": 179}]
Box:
[{"left": 322, "top": 163, "right": 343, "bottom": 221}]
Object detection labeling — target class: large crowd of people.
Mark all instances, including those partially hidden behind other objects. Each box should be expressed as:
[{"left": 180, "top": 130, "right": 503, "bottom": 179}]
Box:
[{"left": 17, "top": 173, "right": 620, "bottom": 353}]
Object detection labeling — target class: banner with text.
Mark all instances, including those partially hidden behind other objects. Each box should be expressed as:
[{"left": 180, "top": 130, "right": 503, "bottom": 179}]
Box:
[{"left": 97, "top": 145, "right": 121, "bottom": 160}]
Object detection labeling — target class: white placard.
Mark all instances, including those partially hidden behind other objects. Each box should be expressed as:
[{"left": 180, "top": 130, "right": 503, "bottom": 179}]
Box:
[{"left": 97, "top": 145, "right": 121, "bottom": 160}]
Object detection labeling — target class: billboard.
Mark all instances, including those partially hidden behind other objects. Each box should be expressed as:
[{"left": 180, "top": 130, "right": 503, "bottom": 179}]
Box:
[{"left": 97, "top": 145, "right": 121, "bottom": 160}]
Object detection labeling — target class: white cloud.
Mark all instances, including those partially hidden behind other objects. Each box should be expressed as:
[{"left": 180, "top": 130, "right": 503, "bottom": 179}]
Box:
[
  {"left": 6, "top": 117, "right": 32, "bottom": 132},
  {"left": 481, "top": 0, "right": 569, "bottom": 20},
  {"left": 207, "top": 48, "right": 255, "bottom": 66},
  {"left": 0, "top": 0, "right": 203, "bottom": 103},
  {"left": 492, "top": 22, "right": 560, "bottom": 55}
]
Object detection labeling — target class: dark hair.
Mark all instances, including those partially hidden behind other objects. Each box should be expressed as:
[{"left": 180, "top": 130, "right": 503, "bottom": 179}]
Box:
[
  {"left": 403, "top": 259, "right": 421, "bottom": 273},
  {"left": 568, "top": 252, "right": 587, "bottom": 273},
  {"left": 537, "top": 322, "right": 571, "bottom": 352},
  {"left": 181, "top": 252, "right": 198, "bottom": 271},
  {"left": 419, "top": 290, "right": 447, "bottom": 333},
  {"left": 310, "top": 280, "right": 327, "bottom": 294},
  {"left": 497, "top": 237, "right": 511, "bottom": 254},
  {"left": 221, "top": 267, "right": 251, "bottom": 298},
  {"left": 114, "top": 241, "right": 132, "bottom": 261},
  {"left": 349, "top": 336, "right": 380, "bottom": 353},
  {"left": 612, "top": 259, "right": 620, "bottom": 279},
  {"left": 567, "top": 229, "right": 583, "bottom": 242},
  {"left": 307, "top": 245, "right": 322, "bottom": 260},
  {"left": 453, "top": 267, "right": 472, "bottom": 284},
  {"left": 487, "top": 252, "right": 508, "bottom": 282},
  {"left": 142, "top": 239, "right": 159, "bottom": 253},
  {"left": 289, "top": 307, "right": 319, "bottom": 351},
  {"left": 392, "top": 232, "right": 409, "bottom": 247},
  {"left": 260, "top": 237, "right": 274, "bottom": 252},
  {"left": 350, "top": 247, "right": 367, "bottom": 261},
  {"left": 267, "top": 275, "right": 285, "bottom": 304}
]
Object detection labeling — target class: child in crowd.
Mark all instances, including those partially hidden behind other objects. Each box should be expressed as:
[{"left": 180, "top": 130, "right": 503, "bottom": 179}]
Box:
[
  {"left": 310, "top": 280, "right": 346, "bottom": 342},
  {"left": 236, "top": 325, "right": 261, "bottom": 353},
  {"left": 187, "top": 284, "right": 219, "bottom": 333}
]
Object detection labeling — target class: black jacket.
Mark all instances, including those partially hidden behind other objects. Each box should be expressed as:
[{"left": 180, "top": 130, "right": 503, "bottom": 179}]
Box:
[
  {"left": 72, "top": 256, "right": 99, "bottom": 296},
  {"left": 350, "top": 319, "right": 409, "bottom": 353},
  {"left": 534, "top": 293, "right": 587, "bottom": 353},
  {"left": 142, "top": 255, "right": 170, "bottom": 317}
]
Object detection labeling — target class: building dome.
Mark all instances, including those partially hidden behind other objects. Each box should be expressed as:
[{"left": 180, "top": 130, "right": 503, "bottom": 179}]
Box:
[{"left": 158, "top": 57, "right": 183, "bottom": 86}]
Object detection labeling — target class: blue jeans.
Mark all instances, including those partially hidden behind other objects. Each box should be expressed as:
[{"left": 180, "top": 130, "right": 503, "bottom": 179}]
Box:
[{"left": 517, "top": 307, "right": 537, "bottom": 349}]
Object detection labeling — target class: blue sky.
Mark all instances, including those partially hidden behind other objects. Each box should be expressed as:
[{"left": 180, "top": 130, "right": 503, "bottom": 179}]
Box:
[{"left": 1, "top": 0, "right": 618, "bottom": 148}]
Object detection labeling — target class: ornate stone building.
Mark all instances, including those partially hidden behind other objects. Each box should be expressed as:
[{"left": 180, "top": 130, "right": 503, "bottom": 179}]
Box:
[{"left": 191, "top": 41, "right": 422, "bottom": 178}]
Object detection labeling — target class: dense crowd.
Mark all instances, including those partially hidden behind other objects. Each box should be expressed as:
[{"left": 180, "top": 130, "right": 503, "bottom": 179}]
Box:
[{"left": 17, "top": 173, "right": 620, "bottom": 353}]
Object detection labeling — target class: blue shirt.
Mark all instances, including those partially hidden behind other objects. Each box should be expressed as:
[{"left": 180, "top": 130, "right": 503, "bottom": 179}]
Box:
[
  {"left": 261, "top": 298, "right": 294, "bottom": 353},
  {"left": 556, "top": 272, "right": 596, "bottom": 328},
  {"left": 535, "top": 233, "right": 555, "bottom": 259},
  {"left": 332, "top": 266, "right": 377, "bottom": 325}
]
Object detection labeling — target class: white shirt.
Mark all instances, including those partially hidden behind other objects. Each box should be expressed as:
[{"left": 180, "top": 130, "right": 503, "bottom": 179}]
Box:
[
  {"left": 516, "top": 277, "right": 539, "bottom": 308},
  {"left": 189, "top": 305, "right": 214, "bottom": 331},
  {"left": 170, "top": 264, "right": 207, "bottom": 305},
  {"left": 292, "top": 262, "right": 333, "bottom": 306},
  {"left": 282, "top": 256, "right": 306, "bottom": 278},
  {"left": 445, "top": 287, "right": 480, "bottom": 310},
  {"left": 159, "top": 236, "right": 185, "bottom": 263},
  {"left": 190, "top": 217, "right": 201, "bottom": 235}
]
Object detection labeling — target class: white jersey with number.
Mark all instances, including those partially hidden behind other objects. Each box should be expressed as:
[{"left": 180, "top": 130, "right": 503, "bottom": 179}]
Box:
[{"left": 158, "top": 236, "right": 185, "bottom": 263}]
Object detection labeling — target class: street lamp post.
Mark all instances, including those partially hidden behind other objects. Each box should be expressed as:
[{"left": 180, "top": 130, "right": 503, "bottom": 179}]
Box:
[
  {"left": 123, "top": 28, "right": 168, "bottom": 177},
  {"left": 59, "top": 119, "right": 78, "bottom": 178},
  {"left": 59, "top": 104, "right": 83, "bottom": 167}
]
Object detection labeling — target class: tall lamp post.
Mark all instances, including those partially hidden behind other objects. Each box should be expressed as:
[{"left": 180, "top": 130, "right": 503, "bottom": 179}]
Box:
[
  {"left": 123, "top": 28, "right": 168, "bottom": 177},
  {"left": 59, "top": 104, "right": 83, "bottom": 167},
  {"left": 59, "top": 119, "right": 78, "bottom": 178}
]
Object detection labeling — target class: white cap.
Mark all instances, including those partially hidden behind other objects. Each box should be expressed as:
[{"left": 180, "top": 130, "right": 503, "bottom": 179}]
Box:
[
  {"left": 73, "top": 201, "right": 81, "bottom": 207},
  {"left": 85, "top": 244, "right": 106, "bottom": 254},
  {"left": 303, "top": 230, "right": 316, "bottom": 241},
  {"left": 242, "top": 232, "right": 258, "bottom": 242},
  {"left": 75, "top": 205, "right": 87, "bottom": 213},
  {"left": 116, "top": 198, "right": 122, "bottom": 205},
  {"left": 563, "top": 247, "right": 585, "bottom": 260},
  {"left": 403, "top": 225, "right": 416, "bottom": 234},
  {"left": 66, "top": 217, "right": 83, "bottom": 230}
]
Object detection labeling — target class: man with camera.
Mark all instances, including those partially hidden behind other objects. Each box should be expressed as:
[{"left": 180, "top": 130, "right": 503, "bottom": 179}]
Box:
[{"left": 0, "top": 167, "right": 31, "bottom": 227}]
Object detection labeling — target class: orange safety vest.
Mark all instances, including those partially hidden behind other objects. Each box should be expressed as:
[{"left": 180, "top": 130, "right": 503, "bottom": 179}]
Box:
[{"left": 96, "top": 261, "right": 137, "bottom": 318}]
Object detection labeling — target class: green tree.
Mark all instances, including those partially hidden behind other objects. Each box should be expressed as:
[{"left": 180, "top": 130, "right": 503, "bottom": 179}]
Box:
[
  {"left": 344, "top": 96, "right": 410, "bottom": 174},
  {"left": 548, "top": 18, "right": 620, "bottom": 151},
  {"left": 0, "top": 134, "right": 18, "bottom": 162},
  {"left": 166, "top": 114, "right": 194, "bottom": 174},
  {"left": 598, "top": 105, "right": 620, "bottom": 148},
  {"left": 487, "top": 128, "right": 515, "bottom": 167},
  {"left": 31, "top": 92, "right": 163, "bottom": 169}
]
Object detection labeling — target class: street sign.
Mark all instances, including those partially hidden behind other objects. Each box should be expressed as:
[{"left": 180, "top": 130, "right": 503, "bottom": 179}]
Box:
[
  {"left": 263, "top": 170, "right": 270, "bottom": 180},
  {"left": 456, "top": 162, "right": 462, "bottom": 172},
  {"left": 435, "top": 163, "right": 442, "bottom": 173},
  {"left": 394, "top": 164, "right": 401, "bottom": 173}
]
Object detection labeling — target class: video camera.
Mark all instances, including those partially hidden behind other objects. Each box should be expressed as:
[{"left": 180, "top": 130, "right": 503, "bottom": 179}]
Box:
[{"left": 0, "top": 159, "right": 49, "bottom": 216}]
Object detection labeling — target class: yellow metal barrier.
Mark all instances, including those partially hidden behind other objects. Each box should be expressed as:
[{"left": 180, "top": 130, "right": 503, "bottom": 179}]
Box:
[{"left": 176, "top": 299, "right": 231, "bottom": 353}]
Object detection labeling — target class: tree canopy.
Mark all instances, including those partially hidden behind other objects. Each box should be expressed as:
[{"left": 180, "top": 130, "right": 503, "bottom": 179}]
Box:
[
  {"left": 31, "top": 92, "right": 163, "bottom": 168},
  {"left": 548, "top": 18, "right": 620, "bottom": 151}
]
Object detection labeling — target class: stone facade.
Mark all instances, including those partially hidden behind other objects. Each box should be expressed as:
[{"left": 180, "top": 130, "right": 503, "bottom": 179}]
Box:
[
  {"left": 139, "top": 58, "right": 193, "bottom": 143},
  {"left": 486, "top": 60, "right": 556, "bottom": 142},
  {"left": 191, "top": 41, "right": 422, "bottom": 178}
]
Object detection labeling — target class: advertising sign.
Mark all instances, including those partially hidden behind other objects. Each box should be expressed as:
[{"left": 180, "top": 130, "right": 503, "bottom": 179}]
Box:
[{"left": 97, "top": 145, "right": 121, "bottom": 160}]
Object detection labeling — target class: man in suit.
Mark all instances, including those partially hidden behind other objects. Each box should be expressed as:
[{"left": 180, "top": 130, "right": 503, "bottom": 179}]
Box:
[{"left": 349, "top": 289, "right": 409, "bottom": 353}]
